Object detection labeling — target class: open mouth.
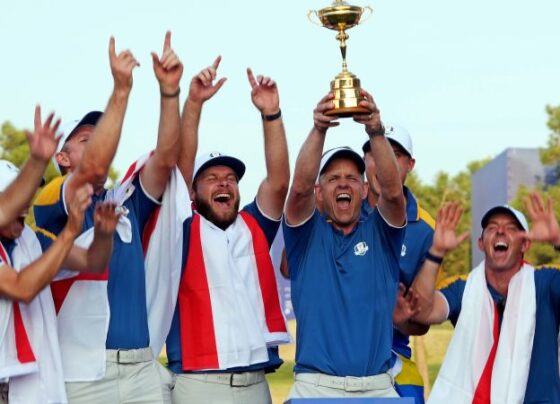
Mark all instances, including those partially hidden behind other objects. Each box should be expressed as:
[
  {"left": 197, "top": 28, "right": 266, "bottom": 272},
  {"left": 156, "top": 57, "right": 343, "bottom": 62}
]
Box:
[
  {"left": 335, "top": 193, "right": 352, "bottom": 209},
  {"left": 493, "top": 240, "right": 509, "bottom": 254},
  {"left": 213, "top": 193, "right": 233, "bottom": 208}
]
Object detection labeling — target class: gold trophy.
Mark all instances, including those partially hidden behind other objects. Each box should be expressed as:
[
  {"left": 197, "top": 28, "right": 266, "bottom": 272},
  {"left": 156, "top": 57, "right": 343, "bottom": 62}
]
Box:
[{"left": 309, "top": 0, "right": 372, "bottom": 117}]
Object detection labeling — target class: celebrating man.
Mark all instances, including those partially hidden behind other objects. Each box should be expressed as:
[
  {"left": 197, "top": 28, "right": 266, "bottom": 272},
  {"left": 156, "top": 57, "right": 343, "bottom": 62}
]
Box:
[
  {"left": 283, "top": 91, "right": 406, "bottom": 398},
  {"left": 413, "top": 193, "right": 560, "bottom": 403},
  {"left": 33, "top": 32, "right": 184, "bottom": 403},
  {"left": 165, "top": 57, "right": 290, "bottom": 404}
]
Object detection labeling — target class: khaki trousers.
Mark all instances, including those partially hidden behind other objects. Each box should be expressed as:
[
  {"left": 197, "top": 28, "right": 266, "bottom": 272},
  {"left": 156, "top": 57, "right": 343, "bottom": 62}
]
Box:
[
  {"left": 65, "top": 348, "right": 173, "bottom": 404},
  {"left": 171, "top": 370, "right": 271, "bottom": 404}
]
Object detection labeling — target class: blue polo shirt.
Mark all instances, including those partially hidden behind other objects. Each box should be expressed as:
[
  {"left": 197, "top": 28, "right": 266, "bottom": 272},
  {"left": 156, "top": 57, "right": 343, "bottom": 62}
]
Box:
[
  {"left": 166, "top": 199, "right": 283, "bottom": 374},
  {"left": 363, "top": 187, "right": 435, "bottom": 358},
  {"left": 440, "top": 267, "right": 560, "bottom": 403},
  {"left": 33, "top": 175, "right": 159, "bottom": 349},
  {"left": 284, "top": 208, "right": 404, "bottom": 377}
]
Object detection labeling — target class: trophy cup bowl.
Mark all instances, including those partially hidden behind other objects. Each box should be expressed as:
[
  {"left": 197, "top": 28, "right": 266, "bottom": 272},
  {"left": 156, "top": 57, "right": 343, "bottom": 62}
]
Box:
[{"left": 309, "top": 1, "right": 373, "bottom": 117}]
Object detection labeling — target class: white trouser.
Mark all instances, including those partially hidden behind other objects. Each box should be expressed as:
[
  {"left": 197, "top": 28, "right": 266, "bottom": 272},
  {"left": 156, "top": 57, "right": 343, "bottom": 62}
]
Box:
[
  {"left": 171, "top": 370, "right": 271, "bottom": 404},
  {"left": 65, "top": 348, "right": 172, "bottom": 404},
  {"left": 288, "top": 372, "right": 399, "bottom": 399}
]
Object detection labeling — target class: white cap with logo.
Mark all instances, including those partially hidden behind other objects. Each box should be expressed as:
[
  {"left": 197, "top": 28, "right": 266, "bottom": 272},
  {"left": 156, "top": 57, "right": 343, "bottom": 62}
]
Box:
[
  {"left": 481, "top": 205, "right": 529, "bottom": 232},
  {"left": 361, "top": 123, "right": 413, "bottom": 157}
]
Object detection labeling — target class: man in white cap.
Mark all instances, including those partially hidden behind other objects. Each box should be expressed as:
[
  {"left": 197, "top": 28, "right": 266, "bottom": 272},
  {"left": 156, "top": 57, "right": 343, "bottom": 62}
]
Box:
[
  {"left": 283, "top": 91, "right": 406, "bottom": 398},
  {"left": 0, "top": 106, "right": 61, "bottom": 226},
  {"left": 412, "top": 193, "right": 560, "bottom": 403},
  {"left": 0, "top": 159, "right": 118, "bottom": 404},
  {"left": 33, "top": 33, "right": 185, "bottom": 403},
  {"left": 362, "top": 124, "right": 435, "bottom": 403},
  {"left": 164, "top": 57, "right": 290, "bottom": 404}
]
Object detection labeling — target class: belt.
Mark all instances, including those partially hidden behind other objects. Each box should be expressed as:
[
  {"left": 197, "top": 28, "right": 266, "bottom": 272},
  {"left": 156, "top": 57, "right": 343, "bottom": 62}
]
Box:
[
  {"left": 182, "top": 370, "right": 266, "bottom": 387},
  {"left": 106, "top": 348, "right": 153, "bottom": 364},
  {"left": 295, "top": 372, "right": 394, "bottom": 392}
]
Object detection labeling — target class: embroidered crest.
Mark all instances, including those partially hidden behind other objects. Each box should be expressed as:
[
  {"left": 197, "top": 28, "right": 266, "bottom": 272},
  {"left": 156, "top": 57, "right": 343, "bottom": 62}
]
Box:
[{"left": 354, "top": 241, "right": 369, "bottom": 256}]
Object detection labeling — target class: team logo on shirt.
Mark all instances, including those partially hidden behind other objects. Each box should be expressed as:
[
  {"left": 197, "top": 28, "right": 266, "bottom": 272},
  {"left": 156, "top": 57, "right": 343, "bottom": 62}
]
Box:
[
  {"left": 401, "top": 244, "right": 407, "bottom": 257},
  {"left": 354, "top": 241, "right": 369, "bottom": 256}
]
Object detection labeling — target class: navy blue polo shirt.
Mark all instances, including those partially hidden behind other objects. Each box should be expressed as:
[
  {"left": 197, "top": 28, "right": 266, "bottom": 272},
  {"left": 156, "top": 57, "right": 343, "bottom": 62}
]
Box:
[
  {"left": 34, "top": 175, "right": 159, "bottom": 349},
  {"left": 284, "top": 208, "right": 404, "bottom": 377},
  {"left": 440, "top": 268, "right": 560, "bottom": 403},
  {"left": 166, "top": 199, "right": 282, "bottom": 374},
  {"left": 362, "top": 187, "right": 434, "bottom": 358}
]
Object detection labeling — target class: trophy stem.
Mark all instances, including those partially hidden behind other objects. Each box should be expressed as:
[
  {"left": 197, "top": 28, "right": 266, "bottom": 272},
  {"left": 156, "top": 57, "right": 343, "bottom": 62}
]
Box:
[{"left": 336, "top": 29, "right": 350, "bottom": 73}]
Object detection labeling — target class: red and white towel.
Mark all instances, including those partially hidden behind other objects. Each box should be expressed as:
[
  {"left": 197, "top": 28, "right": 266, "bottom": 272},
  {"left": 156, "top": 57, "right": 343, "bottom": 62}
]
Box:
[
  {"left": 429, "top": 261, "right": 536, "bottom": 404},
  {"left": 52, "top": 154, "right": 190, "bottom": 381},
  {"left": 178, "top": 211, "right": 290, "bottom": 371},
  {"left": 0, "top": 226, "right": 67, "bottom": 403}
]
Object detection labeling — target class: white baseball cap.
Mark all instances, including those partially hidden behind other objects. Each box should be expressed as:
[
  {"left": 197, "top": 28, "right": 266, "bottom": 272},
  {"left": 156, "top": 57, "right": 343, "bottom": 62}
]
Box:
[
  {"left": 319, "top": 146, "right": 365, "bottom": 178},
  {"left": 481, "top": 205, "right": 529, "bottom": 232},
  {"left": 0, "top": 160, "right": 20, "bottom": 192},
  {"left": 53, "top": 111, "right": 102, "bottom": 173},
  {"left": 362, "top": 123, "right": 413, "bottom": 157},
  {"left": 193, "top": 151, "right": 246, "bottom": 181}
]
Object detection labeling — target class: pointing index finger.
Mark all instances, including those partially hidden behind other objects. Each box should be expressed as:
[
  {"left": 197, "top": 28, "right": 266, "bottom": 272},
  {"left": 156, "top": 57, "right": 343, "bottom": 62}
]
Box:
[
  {"left": 212, "top": 55, "right": 222, "bottom": 70},
  {"left": 109, "top": 36, "right": 116, "bottom": 60},
  {"left": 246, "top": 68, "right": 257, "bottom": 88},
  {"left": 163, "top": 31, "right": 171, "bottom": 52}
]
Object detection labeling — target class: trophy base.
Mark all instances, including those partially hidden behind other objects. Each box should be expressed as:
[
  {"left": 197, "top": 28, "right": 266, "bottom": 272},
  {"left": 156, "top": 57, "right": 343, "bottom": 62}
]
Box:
[{"left": 326, "top": 70, "right": 368, "bottom": 118}]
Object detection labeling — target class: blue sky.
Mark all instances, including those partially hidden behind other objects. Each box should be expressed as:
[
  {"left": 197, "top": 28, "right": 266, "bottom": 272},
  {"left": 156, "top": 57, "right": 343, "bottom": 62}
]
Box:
[{"left": 2, "top": 0, "right": 559, "bottom": 203}]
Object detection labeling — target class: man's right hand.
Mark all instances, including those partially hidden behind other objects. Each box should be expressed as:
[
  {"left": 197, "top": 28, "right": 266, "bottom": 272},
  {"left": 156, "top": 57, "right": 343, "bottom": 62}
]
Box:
[
  {"left": 187, "top": 56, "right": 227, "bottom": 105},
  {"left": 65, "top": 184, "right": 93, "bottom": 238},
  {"left": 109, "top": 37, "right": 139, "bottom": 94},
  {"left": 431, "top": 202, "right": 470, "bottom": 257},
  {"left": 313, "top": 93, "right": 339, "bottom": 134}
]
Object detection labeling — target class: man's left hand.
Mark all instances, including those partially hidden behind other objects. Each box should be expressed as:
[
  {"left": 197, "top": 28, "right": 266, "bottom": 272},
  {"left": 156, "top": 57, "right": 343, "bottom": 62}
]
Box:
[
  {"left": 152, "top": 31, "right": 183, "bottom": 95},
  {"left": 247, "top": 68, "right": 280, "bottom": 115}
]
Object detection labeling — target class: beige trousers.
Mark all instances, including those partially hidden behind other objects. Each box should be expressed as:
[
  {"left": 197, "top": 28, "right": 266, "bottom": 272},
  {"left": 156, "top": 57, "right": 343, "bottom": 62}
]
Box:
[
  {"left": 171, "top": 370, "right": 271, "bottom": 404},
  {"left": 65, "top": 349, "right": 173, "bottom": 404}
]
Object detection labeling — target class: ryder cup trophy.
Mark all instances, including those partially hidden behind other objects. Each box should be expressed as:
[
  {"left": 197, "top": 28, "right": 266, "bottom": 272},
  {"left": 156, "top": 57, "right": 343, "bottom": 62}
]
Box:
[{"left": 309, "top": 0, "right": 372, "bottom": 117}]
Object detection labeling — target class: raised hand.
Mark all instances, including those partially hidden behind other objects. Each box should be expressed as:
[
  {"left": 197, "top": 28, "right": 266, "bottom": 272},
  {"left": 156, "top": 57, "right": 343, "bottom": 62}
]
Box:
[
  {"left": 393, "top": 283, "right": 421, "bottom": 327},
  {"left": 93, "top": 202, "right": 120, "bottom": 238},
  {"left": 188, "top": 56, "right": 226, "bottom": 104},
  {"left": 109, "top": 36, "right": 139, "bottom": 93},
  {"left": 353, "top": 89, "right": 384, "bottom": 137},
  {"left": 151, "top": 31, "right": 183, "bottom": 95},
  {"left": 66, "top": 184, "right": 93, "bottom": 238},
  {"left": 525, "top": 192, "right": 560, "bottom": 245},
  {"left": 313, "top": 93, "right": 339, "bottom": 133},
  {"left": 247, "top": 68, "right": 279, "bottom": 115},
  {"left": 26, "top": 105, "right": 61, "bottom": 163},
  {"left": 432, "top": 202, "right": 470, "bottom": 256}
]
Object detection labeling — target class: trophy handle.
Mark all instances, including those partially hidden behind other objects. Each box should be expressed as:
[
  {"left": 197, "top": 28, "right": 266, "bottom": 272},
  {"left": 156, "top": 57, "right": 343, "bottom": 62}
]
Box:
[
  {"left": 359, "top": 6, "right": 373, "bottom": 24},
  {"left": 307, "top": 10, "right": 323, "bottom": 26}
]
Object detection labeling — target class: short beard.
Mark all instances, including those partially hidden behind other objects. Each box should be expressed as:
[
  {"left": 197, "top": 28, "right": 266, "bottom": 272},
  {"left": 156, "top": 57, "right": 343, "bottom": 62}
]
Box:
[{"left": 195, "top": 196, "right": 240, "bottom": 230}]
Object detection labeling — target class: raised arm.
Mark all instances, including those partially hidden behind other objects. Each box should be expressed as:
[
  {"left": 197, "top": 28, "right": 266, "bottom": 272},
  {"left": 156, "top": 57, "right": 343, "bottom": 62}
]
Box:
[
  {"left": 285, "top": 94, "right": 338, "bottom": 225},
  {"left": 247, "top": 68, "right": 289, "bottom": 219},
  {"left": 63, "top": 202, "right": 119, "bottom": 273},
  {"left": 412, "top": 202, "right": 469, "bottom": 324},
  {"left": 0, "top": 106, "right": 60, "bottom": 226},
  {"left": 65, "top": 37, "right": 138, "bottom": 201},
  {"left": 178, "top": 56, "right": 226, "bottom": 189},
  {"left": 0, "top": 184, "right": 92, "bottom": 303},
  {"left": 140, "top": 31, "right": 184, "bottom": 199},
  {"left": 355, "top": 90, "right": 405, "bottom": 226}
]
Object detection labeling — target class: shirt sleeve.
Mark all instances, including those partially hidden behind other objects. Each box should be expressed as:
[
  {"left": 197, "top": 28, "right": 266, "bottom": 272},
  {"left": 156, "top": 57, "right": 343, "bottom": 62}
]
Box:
[
  {"left": 33, "top": 176, "right": 69, "bottom": 236},
  {"left": 242, "top": 198, "right": 281, "bottom": 247},
  {"left": 438, "top": 279, "right": 466, "bottom": 325},
  {"left": 282, "top": 210, "right": 318, "bottom": 280},
  {"left": 545, "top": 268, "right": 560, "bottom": 313}
]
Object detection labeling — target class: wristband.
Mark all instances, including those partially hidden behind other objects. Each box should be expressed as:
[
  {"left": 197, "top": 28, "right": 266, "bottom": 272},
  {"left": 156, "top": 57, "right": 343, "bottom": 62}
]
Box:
[
  {"left": 261, "top": 109, "right": 282, "bottom": 121},
  {"left": 425, "top": 250, "right": 444, "bottom": 265},
  {"left": 161, "top": 87, "right": 180, "bottom": 98}
]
